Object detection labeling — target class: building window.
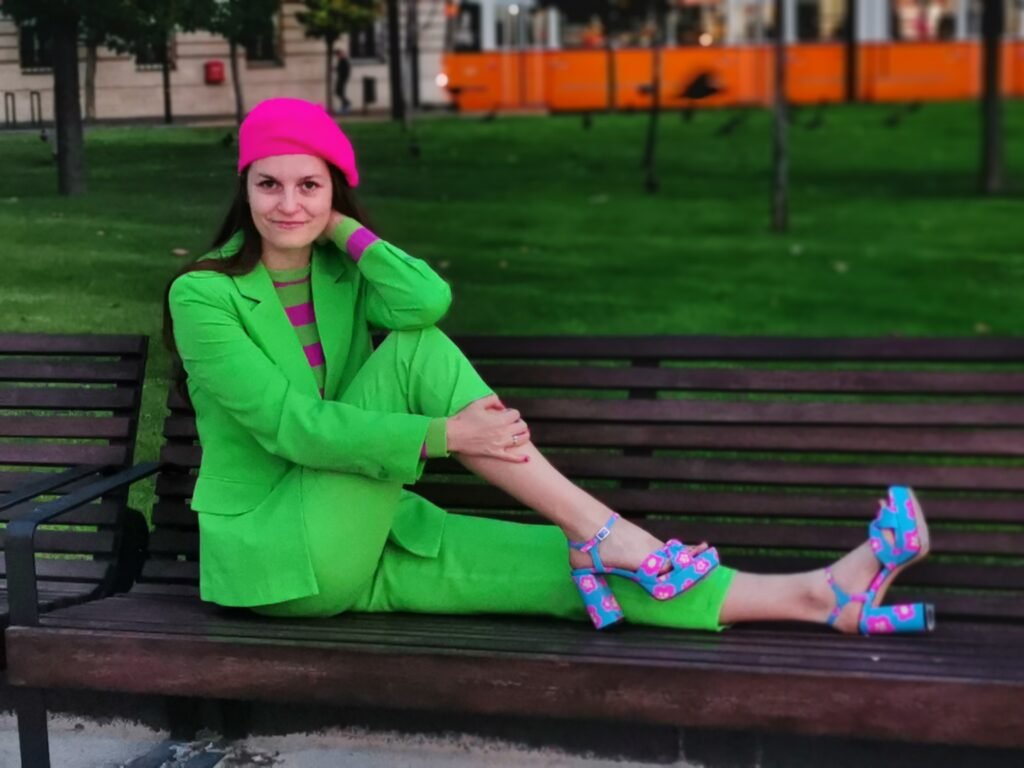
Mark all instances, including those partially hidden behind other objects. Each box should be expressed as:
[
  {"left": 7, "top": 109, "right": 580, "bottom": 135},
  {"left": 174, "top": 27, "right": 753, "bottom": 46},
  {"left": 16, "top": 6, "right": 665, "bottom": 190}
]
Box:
[
  {"left": 136, "top": 35, "right": 175, "bottom": 71},
  {"left": 19, "top": 19, "right": 53, "bottom": 72},
  {"left": 245, "top": 12, "right": 284, "bottom": 66},
  {"left": 350, "top": 22, "right": 378, "bottom": 59}
]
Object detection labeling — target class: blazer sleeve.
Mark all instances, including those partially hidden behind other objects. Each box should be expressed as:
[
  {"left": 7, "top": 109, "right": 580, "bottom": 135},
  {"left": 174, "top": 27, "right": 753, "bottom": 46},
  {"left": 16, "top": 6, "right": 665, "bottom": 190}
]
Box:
[
  {"left": 333, "top": 219, "right": 452, "bottom": 331},
  {"left": 168, "top": 272, "right": 433, "bottom": 484}
]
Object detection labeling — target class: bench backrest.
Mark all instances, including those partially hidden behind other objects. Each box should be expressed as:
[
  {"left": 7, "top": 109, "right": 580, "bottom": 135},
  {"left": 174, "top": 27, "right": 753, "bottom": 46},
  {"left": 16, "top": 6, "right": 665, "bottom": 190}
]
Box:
[
  {"left": 0, "top": 333, "right": 148, "bottom": 597},
  {"left": 145, "top": 336, "right": 1024, "bottom": 624}
]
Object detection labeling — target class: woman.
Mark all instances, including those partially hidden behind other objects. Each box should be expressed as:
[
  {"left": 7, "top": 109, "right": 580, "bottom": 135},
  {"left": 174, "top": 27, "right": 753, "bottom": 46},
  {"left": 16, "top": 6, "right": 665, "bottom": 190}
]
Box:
[{"left": 165, "top": 97, "right": 933, "bottom": 635}]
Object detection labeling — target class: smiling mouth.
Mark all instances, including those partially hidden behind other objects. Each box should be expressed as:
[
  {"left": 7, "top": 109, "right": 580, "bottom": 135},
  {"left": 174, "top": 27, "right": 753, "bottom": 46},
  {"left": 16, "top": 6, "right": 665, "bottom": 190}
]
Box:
[{"left": 272, "top": 221, "right": 309, "bottom": 228}]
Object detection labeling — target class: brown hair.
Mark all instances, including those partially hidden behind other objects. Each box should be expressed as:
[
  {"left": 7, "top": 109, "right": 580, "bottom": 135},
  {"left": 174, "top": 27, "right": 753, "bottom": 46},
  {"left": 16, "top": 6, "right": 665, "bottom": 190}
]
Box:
[{"left": 162, "top": 163, "right": 375, "bottom": 395}]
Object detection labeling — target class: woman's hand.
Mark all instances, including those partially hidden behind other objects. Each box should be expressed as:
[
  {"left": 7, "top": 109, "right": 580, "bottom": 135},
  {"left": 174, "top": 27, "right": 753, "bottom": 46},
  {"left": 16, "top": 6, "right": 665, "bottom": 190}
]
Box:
[
  {"left": 318, "top": 211, "right": 345, "bottom": 243},
  {"left": 446, "top": 394, "right": 532, "bottom": 463}
]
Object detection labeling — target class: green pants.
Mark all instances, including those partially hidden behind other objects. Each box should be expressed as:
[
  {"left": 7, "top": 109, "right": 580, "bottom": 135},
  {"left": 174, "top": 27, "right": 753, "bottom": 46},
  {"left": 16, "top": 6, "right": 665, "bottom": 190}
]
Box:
[{"left": 252, "top": 326, "right": 734, "bottom": 631}]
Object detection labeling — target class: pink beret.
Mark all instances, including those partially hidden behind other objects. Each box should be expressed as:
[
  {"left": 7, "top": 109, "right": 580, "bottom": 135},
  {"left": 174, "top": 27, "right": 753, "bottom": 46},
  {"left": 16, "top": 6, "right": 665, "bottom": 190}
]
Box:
[{"left": 238, "top": 97, "right": 359, "bottom": 187}]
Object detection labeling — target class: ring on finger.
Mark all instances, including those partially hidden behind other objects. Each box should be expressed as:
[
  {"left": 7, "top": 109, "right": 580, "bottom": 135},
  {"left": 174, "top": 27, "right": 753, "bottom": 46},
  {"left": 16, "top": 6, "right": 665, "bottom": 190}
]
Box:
[{"left": 512, "top": 434, "right": 519, "bottom": 446}]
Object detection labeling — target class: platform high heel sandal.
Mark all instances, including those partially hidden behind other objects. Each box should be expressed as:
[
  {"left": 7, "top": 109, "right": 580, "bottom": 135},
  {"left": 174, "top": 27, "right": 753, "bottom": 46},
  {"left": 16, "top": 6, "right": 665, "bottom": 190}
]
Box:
[
  {"left": 569, "top": 512, "right": 721, "bottom": 630},
  {"left": 825, "top": 486, "right": 935, "bottom": 635}
]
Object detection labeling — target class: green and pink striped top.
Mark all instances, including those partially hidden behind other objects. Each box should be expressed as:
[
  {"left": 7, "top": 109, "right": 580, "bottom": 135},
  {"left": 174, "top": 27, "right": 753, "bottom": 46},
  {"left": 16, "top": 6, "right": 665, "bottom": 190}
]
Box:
[
  {"left": 267, "top": 263, "right": 326, "bottom": 397},
  {"left": 267, "top": 219, "right": 449, "bottom": 460}
]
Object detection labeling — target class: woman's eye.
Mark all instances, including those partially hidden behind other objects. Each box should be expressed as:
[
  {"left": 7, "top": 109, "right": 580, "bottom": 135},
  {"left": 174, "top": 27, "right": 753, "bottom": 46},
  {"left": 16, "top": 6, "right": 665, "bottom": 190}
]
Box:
[
  {"left": 257, "top": 180, "right": 277, "bottom": 189},
  {"left": 302, "top": 181, "right": 320, "bottom": 191}
]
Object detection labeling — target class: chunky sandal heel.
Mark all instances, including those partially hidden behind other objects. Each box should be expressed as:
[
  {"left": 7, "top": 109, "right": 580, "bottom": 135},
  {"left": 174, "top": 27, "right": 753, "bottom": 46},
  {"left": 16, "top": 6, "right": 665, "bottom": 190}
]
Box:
[
  {"left": 825, "top": 486, "right": 935, "bottom": 636},
  {"left": 572, "top": 572, "right": 625, "bottom": 630},
  {"left": 568, "top": 513, "right": 719, "bottom": 629}
]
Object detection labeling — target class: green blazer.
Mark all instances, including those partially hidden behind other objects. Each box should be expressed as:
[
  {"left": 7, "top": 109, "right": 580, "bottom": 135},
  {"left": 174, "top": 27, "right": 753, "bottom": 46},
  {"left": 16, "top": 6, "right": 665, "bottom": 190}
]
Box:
[{"left": 168, "top": 228, "right": 453, "bottom": 607}]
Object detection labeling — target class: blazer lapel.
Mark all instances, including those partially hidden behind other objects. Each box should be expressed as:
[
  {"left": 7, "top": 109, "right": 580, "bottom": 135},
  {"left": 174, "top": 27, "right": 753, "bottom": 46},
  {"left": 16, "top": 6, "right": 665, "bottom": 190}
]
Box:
[
  {"left": 233, "top": 259, "right": 321, "bottom": 399},
  {"left": 312, "top": 243, "right": 353, "bottom": 399}
]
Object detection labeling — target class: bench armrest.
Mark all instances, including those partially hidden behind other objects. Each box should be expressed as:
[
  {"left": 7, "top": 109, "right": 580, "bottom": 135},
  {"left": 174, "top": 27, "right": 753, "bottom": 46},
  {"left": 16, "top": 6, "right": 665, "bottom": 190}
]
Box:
[
  {"left": 0, "top": 464, "right": 109, "bottom": 514},
  {"left": 6, "top": 461, "right": 163, "bottom": 627}
]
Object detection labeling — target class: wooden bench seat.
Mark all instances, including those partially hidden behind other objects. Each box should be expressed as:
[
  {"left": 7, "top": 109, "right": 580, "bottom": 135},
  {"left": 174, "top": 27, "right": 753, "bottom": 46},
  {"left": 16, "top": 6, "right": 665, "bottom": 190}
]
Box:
[
  {"left": 0, "top": 333, "right": 150, "bottom": 664},
  {"left": 6, "top": 335, "right": 1024, "bottom": 766}
]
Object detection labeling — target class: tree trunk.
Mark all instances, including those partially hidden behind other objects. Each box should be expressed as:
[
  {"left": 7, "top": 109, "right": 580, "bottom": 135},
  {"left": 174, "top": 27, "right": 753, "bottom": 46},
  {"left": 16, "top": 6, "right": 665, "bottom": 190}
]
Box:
[
  {"left": 408, "top": 0, "right": 421, "bottom": 109},
  {"left": 772, "top": 0, "right": 788, "bottom": 232},
  {"left": 386, "top": 0, "right": 405, "bottom": 121},
  {"left": 229, "top": 40, "right": 245, "bottom": 125},
  {"left": 52, "top": 14, "right": 86, "bottom": 196},
  {"left": 603, "top": 0, "right": 616, "bottom": 111},
  {"left": 980, "top": 0, "right": 1004, "bottom": 194},
  {"left": 844, "top": 0, "right": 858, "bottom": 102},
  {"left": 642, "top": 2, "right": 662, "bottom": 193},
  {"left": 162, "top": 35, "right": 173, "bottom": 125},
  {"left": 85, "top": 43, "right": 97, "bottom": 121},
  {"left": 326, "top": 38, "right": 334, "bottom": 113}
]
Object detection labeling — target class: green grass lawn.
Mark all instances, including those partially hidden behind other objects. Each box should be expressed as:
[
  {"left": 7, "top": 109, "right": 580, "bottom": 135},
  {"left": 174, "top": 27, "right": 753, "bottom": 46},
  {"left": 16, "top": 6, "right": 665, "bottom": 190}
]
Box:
[{"left": 2, "top": 101, "right": 1024, "bottom": 511}]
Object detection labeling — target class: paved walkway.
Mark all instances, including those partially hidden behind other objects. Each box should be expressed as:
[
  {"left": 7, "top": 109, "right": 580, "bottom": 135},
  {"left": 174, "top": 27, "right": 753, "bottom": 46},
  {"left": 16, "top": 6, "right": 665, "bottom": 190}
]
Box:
[{"left": 0, "top": 714, "right": 696, "bottom": 768}]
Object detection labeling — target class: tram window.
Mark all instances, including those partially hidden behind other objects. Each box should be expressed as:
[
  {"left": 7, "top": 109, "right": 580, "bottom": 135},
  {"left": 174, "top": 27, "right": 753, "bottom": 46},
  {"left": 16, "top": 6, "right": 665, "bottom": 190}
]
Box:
[
  {"left": 892, "top": 0, "right": 960, "bottom": 41},
  {"left": 792, "top": 0, "right": 847, "bottom": 41},
  {"left": 451, "top": 2, "right": 482, "bottom": 52}
]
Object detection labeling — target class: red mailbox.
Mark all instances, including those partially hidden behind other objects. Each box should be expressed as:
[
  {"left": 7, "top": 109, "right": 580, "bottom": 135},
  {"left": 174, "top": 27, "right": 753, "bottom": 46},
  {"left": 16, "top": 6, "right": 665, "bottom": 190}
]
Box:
[{"left": 204, "top": 60, "right": 225, "bottom": 85}]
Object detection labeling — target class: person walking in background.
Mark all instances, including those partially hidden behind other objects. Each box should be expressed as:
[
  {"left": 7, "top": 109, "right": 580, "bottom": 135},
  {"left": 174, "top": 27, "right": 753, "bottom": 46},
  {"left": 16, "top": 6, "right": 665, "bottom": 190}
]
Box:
[{"left": 335, "top": 49, "right": 351, "bottom": 114}]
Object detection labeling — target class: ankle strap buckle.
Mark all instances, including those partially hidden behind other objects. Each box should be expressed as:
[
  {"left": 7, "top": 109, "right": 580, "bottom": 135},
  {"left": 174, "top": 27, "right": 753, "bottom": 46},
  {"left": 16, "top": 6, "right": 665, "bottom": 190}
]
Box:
[{"left": 574, "top": 513, "right": 619, "bottom": 553}]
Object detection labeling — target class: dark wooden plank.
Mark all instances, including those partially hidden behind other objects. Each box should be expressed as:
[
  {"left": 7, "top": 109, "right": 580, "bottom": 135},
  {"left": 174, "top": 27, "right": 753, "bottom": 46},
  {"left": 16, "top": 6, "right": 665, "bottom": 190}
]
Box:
[
  {"left": 525, "top": 423, "right": 1024, "bottom": 456},
  {"left": 159, "top": 445, "right": 200, "bottom": 468},
  {"left": 139, "top": 559, "right": 199, "bottom": 583},
  {"left": 1, "top": 499, "right": 123, "bottom": 527},
  {"left": 0, "top": 416, "right": 133, "bottom": 439},
  {"left": 0, "top": 529, "right": 115, "bottom": 556},
  {"left": 723, "top": 555, "right": 1024, "bottom": 590},
  {"left": 161, "top": 417, "right": 1024, "bottom": 457},
  {"left": 472, "top": 364, "right": 1024, "bottom": 395},
  {"left": 447, "top": 335, "right": 1024, "bottom": 363},
  {"left": 47, "top": 596, "right": 1023, "bottom": 670},
  {"left": 505, "top": 398, "right": 1024, "bottom": 427},
  {"left": 0, "top": 333, "right": 146, "bottom": 356},
  {"left": 413, "top": 484, "right": 1024, "bottom": 524},
  {"left": 0, "top": 470, "right": 127, "bottom": 494},
  {"left": 154, "top": 472, "right": 198, "bottom": 499},
  {"left": 7, "top": 625, "right": 1023, "bottom": 747},
  {"left": 0, "top": 554, "right": 109, "bottom": 582},
  {"left": 0, "top": 443, "right": 128, "bottom": 467},
  {"left": 0, "top": 386, "right": 136, "bottom": 410},
  {"left": 0, "top": 360, "right": 142, "bottom": 383},
  {"left": 428, "top": 453, "right": 1024, "bottom": 493}
]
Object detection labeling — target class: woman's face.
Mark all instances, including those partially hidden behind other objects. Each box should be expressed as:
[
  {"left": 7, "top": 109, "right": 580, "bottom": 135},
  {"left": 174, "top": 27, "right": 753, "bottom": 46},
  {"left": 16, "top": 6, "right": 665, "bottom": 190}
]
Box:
[{"left": 246, "top": 154, "right": 333, "bottom": 253}]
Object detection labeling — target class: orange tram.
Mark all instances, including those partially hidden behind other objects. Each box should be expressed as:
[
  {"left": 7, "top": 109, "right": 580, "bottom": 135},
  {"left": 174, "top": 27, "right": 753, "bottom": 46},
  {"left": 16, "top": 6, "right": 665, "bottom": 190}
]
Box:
[{"left": 438, "top": 2, "right": 1024, "bottom": 112}]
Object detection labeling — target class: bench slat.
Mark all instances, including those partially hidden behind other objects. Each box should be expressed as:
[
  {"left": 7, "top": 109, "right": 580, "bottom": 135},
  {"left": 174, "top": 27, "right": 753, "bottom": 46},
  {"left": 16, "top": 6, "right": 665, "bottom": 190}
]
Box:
[
  {"left": 0, "top": 529, "right": 115, "bottom": 557},
  {"left": 161, "top": 417, "right": 1024, "bottom": 457},
  {"left": 0, "top": 416, "right": 133, "bottom": 439},
  {"left": 413, "top": 484, "right": 1024, "bottom": 524},
  {"left": 0, "top": 333, "right": 146, "bottom": 356},
  {"left": 8, "top": 620, "right": 1023, "bottom": 747},
  {"left": 0, "top": 443, "right": 128, "bottom": 467},
  {"left": 0, "top": 360, "right": 142, "bottom": 383},
  {"left": 0, "top": 386, "right": 137, "bottom": 410},
  {"left": 507, "top": 398, "right": 1024, "bottom": 427},
  {"left": 0, "top": 554, "right": 109, "bottom": 582},
  {"left": 448, "top": 335, "right": 1024, "bottom": 362},
  {"left": 473, "top": 364, "right": 1024, "bottom": 395}
]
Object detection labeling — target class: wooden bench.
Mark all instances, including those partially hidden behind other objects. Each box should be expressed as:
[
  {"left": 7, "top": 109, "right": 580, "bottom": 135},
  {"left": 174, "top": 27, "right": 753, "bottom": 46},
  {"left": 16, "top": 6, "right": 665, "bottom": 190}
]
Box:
[
  {"left": 5, "top": 335, "right": 1024, "bottom": 766},
  {"left": 0, "top": 333, "right": 150, "bottom": 664}
]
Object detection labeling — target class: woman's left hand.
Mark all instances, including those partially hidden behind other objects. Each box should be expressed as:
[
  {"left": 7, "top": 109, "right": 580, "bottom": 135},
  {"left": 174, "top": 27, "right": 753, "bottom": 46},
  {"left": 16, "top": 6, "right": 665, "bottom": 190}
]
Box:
[{"left": 318, "top": 211, "right": 345, "bottom": 243}]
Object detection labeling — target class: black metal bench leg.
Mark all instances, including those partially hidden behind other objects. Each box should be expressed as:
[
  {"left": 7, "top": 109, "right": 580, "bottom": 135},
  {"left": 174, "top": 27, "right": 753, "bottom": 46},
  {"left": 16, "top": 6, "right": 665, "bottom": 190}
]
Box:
[{"left": 16, "top": 688, "right": 50, "bottom": 768}]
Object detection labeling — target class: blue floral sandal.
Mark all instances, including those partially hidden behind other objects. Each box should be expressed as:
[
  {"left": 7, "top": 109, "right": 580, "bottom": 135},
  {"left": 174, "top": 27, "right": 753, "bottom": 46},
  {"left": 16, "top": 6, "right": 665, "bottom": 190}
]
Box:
[
  {"left": 825, "top": 486, "right": 935, "bottom": 635},
  {"left": 569, "top": 512, "right": 721, "bottom": 630}
]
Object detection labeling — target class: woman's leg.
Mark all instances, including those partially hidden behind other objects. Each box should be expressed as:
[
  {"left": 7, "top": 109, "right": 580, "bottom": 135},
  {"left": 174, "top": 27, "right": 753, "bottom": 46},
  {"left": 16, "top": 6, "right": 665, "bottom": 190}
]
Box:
[
  {"left": 339, "top": 326, "right": 685, "bottom": 574},
  {"left": 286, "top": 326, "right": 900, "bottom": 632},
  {"left": 350, "top": 514, "right": 735, "bottom": 631}
]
